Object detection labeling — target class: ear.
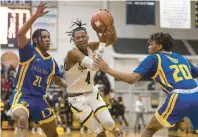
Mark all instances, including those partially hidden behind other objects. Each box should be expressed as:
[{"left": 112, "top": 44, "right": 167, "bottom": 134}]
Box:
[{"left": 158, "top": 44, "right": 163, "bottom": 50}]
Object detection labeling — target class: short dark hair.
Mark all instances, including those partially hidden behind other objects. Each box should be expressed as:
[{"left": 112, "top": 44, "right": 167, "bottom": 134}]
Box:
[
  {"left": 148, "top": 32, "right": 174, "bottom": 51},
  {"left": 66, "top": 18, "right": 87, "bottom": 42},
  {"left": 32, "top": 29, "right": 49, "bottom": 46}
]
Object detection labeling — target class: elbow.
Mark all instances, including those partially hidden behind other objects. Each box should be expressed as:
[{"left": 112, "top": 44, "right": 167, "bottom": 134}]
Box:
[
  {"left": 128, "top": 81, "right": 134, "bottom": 85},
  {"left": 17, "top": 32, "right": 25, "bottom": 37},
  {"left": 127, "top": 79, "right": 135, "bottom": 84}
]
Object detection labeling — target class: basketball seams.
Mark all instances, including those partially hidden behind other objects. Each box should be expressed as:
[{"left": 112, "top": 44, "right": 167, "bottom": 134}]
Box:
[
  {"left": 96, "top": 12, "right": 108, "bottom": 31},
  {"left": 91, "top": 16, "right": 101, "bottom": 32}
]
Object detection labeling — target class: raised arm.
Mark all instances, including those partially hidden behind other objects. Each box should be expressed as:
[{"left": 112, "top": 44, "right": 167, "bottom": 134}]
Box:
[{"left": 18, "top": 2, "right": 49, "bottom": 49}]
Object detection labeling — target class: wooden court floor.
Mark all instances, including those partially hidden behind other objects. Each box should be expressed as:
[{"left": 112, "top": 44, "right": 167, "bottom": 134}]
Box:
[{"left": 1, "top": 129, "right": 198, "bottom": 137}]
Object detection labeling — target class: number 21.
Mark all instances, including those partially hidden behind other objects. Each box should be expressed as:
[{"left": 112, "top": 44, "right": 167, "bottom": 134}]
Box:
[
  {"left": 169, "top": 64, "right": 192, "bottom": 82},
  {"left": 33, "top": 76, "right": 42, "bottom": 87}
]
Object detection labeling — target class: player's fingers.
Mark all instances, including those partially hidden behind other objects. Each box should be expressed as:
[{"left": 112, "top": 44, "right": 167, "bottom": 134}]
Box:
[
  {"left": 44, "top": 11, "right": 49, "bottom": 15},
  {"left": 39, "top": 1, "right": 43, "bottom": 6},
  {"left": 41, "top": 2, "right": 47, "bottom": 7},
  {"left": 44, "top": 5, "right": 50, "bottom": 9}
]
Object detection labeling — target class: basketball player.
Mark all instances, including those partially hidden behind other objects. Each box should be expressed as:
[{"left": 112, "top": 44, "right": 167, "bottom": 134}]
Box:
[
  {"left": 94, "top": 32, "right": 198, "bottom": 137},
  {"left": 64, "top": 14, "right": 123, "bottom": 137},
  {"left": 9, "top": 2, "right": 67, "bottom": 137}
]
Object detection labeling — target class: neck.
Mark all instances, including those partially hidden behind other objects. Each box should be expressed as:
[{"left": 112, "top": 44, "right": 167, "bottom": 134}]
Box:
[
  {"left": 37, "top": 46, "right": 48, "bottom": 56},
  {"left": 78, "top": 47, "right": 88, "bottom": 56}
]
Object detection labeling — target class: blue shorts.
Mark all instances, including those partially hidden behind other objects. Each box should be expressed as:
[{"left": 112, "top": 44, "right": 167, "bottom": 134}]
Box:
[
  {"left": 9, "top": 90, "right": 56, "bottom": 125},
  {"left": 156, "top": 92, "right": 198, "bottom": 133}
]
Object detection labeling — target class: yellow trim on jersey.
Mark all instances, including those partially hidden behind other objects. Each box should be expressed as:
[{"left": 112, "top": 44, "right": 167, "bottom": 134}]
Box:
[
  {"left": 164, "top": 94, "right": 178, "bottom": 120},
  {"left": 16, "top": 65, "right": 26, "bottom": 90},
  {"left": 46, "top": 59, "right": 55, "bottom": 92},
  {"left": 36, "top": 47, "right": 51, "bottom": 60},
  {"left": 156, "top": 82, "right": 170, "bottom": 93},
  {"left": 151, "top": 54, "right": 173, "bottom": 89},
  {"left": 11, "top": 91, "right": 21, "bottom": 106},
  {"left": 196, "top": 130, "right": 198, "bottom": 134},
  {"left": 18, "top": 64, "right": 29, "bottom": 90},
  {"left": 19, "top": 54, "right": 36, "bottom": 65},
  {"left": 43, "top": 96, "right": 51, "bottom": 107},
  {"left": 16, "top": 55, "right": 35, "bottom": 90},
  {"left": 161, "top": 93, "right": 176, "bottom": 118},
  {"left": 155, "top": 110, "right": 175, "bottom": 128},
  {"left": 10, "top": 104, "right": 29, "bottom": 117},
  {"left": 10, "top": 92, "right": 29, "bottom": 116},
  {"left": 38, "top": 114, "right": 56, "bottom": 125},
  {"left": 11, "top": 92, "right": 22, "bottom": 108},
  {"left": 95, "top": 107, "right": 108, "bottom": 116}
]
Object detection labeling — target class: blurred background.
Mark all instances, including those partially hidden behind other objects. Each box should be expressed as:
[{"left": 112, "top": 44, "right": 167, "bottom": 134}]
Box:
[{"left": 0, "top": 0, "right": 198, "bottom": 137}]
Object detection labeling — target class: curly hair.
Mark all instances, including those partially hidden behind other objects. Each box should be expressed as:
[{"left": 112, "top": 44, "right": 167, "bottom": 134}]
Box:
[
  {"left": 148, "top": 32, "right": 174, "bottom": 51},
  {"left": 66, "top": 18, "right": 87, "bottom": 42},
  {"left": 32, "top": 29, "right": 49, "bottom": 46}
]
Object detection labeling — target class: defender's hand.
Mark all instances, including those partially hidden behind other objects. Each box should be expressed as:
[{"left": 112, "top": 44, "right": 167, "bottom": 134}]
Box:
[
  {"left": 35, "top": 2, "right": 49, "bottom": 18},
  {"left": 93, "top": 56, "right": 109, "bottom": 72}
]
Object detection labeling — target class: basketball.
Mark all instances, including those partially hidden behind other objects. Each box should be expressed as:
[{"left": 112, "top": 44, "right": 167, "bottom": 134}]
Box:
[{"left": 91, "top": 9, "right": 113, "bottom": 33}]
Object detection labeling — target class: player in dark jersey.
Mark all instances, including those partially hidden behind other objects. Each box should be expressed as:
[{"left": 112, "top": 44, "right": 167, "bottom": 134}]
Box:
[
  {"left": 94, "top": 32, "right": 198, "bottom": 137},
  {"left": 9, "top": 2, "right": 67, "bottom": 137}
]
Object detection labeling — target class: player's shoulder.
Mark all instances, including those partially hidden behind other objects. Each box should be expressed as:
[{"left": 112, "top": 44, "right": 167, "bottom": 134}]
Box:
[
  {"left": 66, "top": 48, "right": 82, "bottom": 61},
  {"left": 67, "top": 48, "right": 79, "bottom": 57},
  {"left": 145, "top": 54, "right": 158, "bottom": 60}
]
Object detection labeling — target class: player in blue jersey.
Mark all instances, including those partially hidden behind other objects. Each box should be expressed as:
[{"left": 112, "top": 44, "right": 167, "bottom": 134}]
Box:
[
  {"left": 9, "top": 2, "right": 67, "bottom": 137},
  {"left": 94, "top": 32, "right": 198, "bottom": 137}
]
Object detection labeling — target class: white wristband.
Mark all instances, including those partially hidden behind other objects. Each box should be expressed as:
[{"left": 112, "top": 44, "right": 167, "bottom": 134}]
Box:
[
  {"left": 98, "top": 42, "right": 106, "bottom": 49},
  {"left": 95, "top": 42, "right": 106, "bottom": 59}
]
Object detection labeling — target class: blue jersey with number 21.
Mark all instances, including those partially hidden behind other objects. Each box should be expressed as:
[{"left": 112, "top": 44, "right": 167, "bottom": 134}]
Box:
[{"left": 14, "top": 42, "right": 61, "bottom": 96}]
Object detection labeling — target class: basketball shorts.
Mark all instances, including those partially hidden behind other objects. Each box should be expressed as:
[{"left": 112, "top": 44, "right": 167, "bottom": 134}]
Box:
[
  {"left": 9, "top": 90, "right": 56, "bottom": 125},
  {"left": 68, "top": 88, "right": 108, "bottom": 126},
  {"left": 155, "top": 91, "right": 198, "bottom": 133}
]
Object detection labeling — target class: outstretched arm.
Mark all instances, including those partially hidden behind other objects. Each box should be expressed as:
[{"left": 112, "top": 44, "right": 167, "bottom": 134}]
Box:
[
  {"left": 93, "top": 57, "right": 142, "bottom": 84},
  {"left": 18, "top": 2, "right": 49, "bottom": 49},
  {"left": 52, "top": 76, "right": 67, "bottom": 88}
]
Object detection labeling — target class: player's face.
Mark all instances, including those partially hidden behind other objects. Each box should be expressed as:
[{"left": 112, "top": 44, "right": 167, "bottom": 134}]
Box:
[
  {"left": 148, "top": 41, "right": 161, "bottom": 54},
  {"left": 73, "top": 30, "right": 89, "bottom": 51},
  {"left": 38, "top": 31, "right": 51, "bottom": 51}
]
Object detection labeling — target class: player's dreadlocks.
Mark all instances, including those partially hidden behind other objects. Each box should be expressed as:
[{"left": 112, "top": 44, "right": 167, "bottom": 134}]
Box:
[
  {"left": 32, "top": 29, "right": 49, "bottom": 47},
  {"left": 66, "top": 18, "right": 87, "bottom": 42},
  {"left": 148, "top": 32, "right": 174, "bottom": 51}
]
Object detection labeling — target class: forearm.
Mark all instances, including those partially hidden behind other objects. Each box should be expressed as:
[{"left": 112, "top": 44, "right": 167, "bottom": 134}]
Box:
[
  {"left": 53, "top": 76, "right": 67, "bottom": 88},
  {"left": 18, "top": 14, "right": 38, "bottom": 36},
  {"left": 106, "top": 68, "right": 134, "bottom": 84}
]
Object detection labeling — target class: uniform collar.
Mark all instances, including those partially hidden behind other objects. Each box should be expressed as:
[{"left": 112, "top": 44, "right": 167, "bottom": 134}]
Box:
[{"left": 35, "top": 47, "right": 51, "bottom": 60}]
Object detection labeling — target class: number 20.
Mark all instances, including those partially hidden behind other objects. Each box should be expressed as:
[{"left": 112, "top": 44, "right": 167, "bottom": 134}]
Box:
[{"left": 169, "top": 64, "right": 192, "bottom": 82}]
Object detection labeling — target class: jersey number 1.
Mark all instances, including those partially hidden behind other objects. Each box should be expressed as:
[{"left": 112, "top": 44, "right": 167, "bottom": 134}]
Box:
[
  {"left": 169, "top": 64, "right": 192, "bottom": 82},
  {"left": 33, "top": 76, "right": 42, "bottom": 87}
]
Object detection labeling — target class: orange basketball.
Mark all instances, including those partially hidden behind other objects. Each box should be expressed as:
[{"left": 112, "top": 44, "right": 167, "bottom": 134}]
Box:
[{"left": 91, "top": 9, "right": 113, "bottom": 33}]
